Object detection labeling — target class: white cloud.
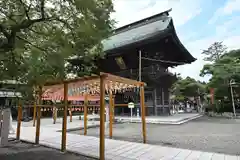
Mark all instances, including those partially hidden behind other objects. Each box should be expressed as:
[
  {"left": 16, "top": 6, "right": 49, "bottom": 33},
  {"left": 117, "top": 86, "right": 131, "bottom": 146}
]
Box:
[
  {"left": 208, "top": 0, "right": 240, "bottom": 24},
  {"left": 208, "top": 7, "right": 223, "bottom": 25},
  {"left": 215, "top": 16, "right": 240, "bottom": 38},
  {"left": 170, "top": 37, "right": 216, "bottom": 82},
  {"left": 112, "top": 0, "right": 203, "bottom": 27},
  {"left": 223, "top": 0, "right": 240, "bottom": 14},
  {"left": 172, "top": 29, "right": 240, "bottom": 81},
  {"left": 224, "top": 35, "right": 240, "bottom": 50}
]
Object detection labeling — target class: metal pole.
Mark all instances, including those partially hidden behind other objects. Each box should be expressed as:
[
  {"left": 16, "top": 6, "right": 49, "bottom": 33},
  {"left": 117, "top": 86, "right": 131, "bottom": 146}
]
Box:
[
  {"left": 230, "top": 81, "right": 236, "bottom": 117},
  {"left": 139, "top": 50, "right": 142, "bottom": 82},
  {"left": 130, "top": 108, "right": 133, "bottom": 122},
  {"left": 139, "top": 50, "right": 142, "bottom": 116}
]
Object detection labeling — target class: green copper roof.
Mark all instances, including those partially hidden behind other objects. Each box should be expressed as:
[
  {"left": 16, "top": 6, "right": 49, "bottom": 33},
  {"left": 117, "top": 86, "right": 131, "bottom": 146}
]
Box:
[{"left": 102, "top": 16, "right": 171, "bottom": 52}]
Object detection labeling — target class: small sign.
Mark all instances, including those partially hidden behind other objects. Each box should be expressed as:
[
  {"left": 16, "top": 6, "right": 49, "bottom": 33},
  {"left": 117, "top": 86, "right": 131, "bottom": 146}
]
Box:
[
  {"left": 105, "top": 96, "right": 109, "bottom": 101},
  {"left": 128, "top": 102, "right": 135, "bottom": 108}
]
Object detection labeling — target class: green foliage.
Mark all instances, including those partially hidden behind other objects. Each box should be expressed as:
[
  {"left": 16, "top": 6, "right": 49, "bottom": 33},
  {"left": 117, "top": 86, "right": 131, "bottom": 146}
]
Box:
[
  {"left": 171, "top": 77, "right": 205, "bottom": 102},
  {"left": 200, "top": 42, "right": 240, "bottom": 112},
  {"left": 200, "top": 49, "right": 240, "bottom": 100},
  {"left": 201, "top": 41, "right": 227, "bottom": 62},
  {"left": 0, "top": 0, "right": 115, "bottom": 100}
]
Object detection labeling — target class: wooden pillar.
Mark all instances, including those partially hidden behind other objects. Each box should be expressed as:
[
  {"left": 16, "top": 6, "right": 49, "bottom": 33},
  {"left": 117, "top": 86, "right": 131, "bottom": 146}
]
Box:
[
  {"left": 162, "top": 88, "right": 165, "bottom": 113},
  {"left": 16, "top": 104, "right": 22, "bottom": 140},
  {"left": 69, "top": 106, "right": 72, "bottom": 122},
  {"left": 61, "top": 82, "right": 68, "bottom": 152},
  {"left": 53, "top": 106, "right": 57, "bottom": 124},
  {"left": 153, "top": 88, "right": 157, "bottom": 116},
  {"left": 35, "top": 86, "right": 42, "bottom": 144},
  {"left": 112, "top": 97, "right": 115, "bottom": 121},
  {"left": 109, "top": 93, "right": 113, "bottom": 139},
  {"left": 33, "top": 102, "right": 36, "bottom": 127},
  {"left": 140, "top": 85, "right": 146, "bottom": 143},
  {"left": 99, "top": 75, "right": 106, "bottom": 160},
  {"left": 84, "top": 94, "right": 88, "bottom": 135}
]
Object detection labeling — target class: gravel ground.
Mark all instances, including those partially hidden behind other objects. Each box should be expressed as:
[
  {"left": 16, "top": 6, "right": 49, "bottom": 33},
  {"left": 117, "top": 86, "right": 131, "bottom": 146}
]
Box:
[
  {"left": 70, "top": 116, "right": 240, "bottom": 155},
  {"left": 0, "top": 141, "right": 95, "bottom": 160}
]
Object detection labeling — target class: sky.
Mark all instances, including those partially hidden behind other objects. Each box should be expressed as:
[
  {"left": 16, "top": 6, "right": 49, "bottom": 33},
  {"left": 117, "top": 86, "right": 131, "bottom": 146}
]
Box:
[{"left": 111, "top": 0, "right": 240, "bottom": 82}]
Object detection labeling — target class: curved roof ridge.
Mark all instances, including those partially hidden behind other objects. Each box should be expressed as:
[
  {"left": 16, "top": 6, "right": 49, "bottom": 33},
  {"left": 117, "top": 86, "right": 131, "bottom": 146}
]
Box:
[{"left": 113, "top": 9, "right": 172, "bottom": 35}]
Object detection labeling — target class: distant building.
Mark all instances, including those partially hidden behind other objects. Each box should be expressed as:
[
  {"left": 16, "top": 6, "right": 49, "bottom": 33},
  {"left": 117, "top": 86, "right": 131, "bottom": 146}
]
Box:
[{"left": 0, "top": 80, "right": 23, "bottom": 118}]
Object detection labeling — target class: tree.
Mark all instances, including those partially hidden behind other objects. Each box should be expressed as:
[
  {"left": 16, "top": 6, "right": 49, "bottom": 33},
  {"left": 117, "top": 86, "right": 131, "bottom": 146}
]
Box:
[
  {"left": 0, "top": 0, "right": 114, "bottom": 79},
  {"left": 201, "top": 42, "right": 227, "bottom": 62},
  {"left": 0, "top": 0, "right": 115, "bottom": 100},
  {"left": 171, "top": 76, "right": 205, "bottom": 102},
  {"left": 200, "top": 49, "right": 240, "bottom": 112},
  {"left": 0, "top": 0, "right": 114, "bottom": 53}
]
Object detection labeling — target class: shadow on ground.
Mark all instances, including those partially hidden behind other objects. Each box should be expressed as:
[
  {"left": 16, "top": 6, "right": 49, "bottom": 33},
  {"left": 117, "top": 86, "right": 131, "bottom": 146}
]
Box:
[{"left": 0, "top": 141, "right": 95, "bottom": 160}]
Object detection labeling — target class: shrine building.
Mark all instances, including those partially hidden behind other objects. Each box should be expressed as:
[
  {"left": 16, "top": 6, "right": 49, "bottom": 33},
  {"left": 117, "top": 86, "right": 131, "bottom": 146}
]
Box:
[{"left": 69, "top": 9, "right": 196, "bottom": 116}]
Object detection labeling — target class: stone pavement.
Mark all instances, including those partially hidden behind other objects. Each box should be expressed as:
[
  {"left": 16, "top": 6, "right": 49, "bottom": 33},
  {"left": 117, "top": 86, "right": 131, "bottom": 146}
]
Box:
[
  {"left": 115, "top": 113, "right": 202, "bottom": 124},
  {"left": 9, "top": 117, "right": 240, "bottom": 160},
  {"left": 13, "top": 116, "right": 100, "bottom": 131}
]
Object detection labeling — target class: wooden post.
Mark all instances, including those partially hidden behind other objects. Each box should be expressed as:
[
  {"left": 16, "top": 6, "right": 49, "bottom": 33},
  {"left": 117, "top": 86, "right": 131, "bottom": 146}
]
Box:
[
  {"left": 61, "top": 82, "right": 68, "bottom": 152},
  {"left": 112, "top": 97, "right": 115, "bottom": 121},
  {"left": 53, "top": 106, "right": 57, "bottom": 124},
  {"left": 140, "top": 85, "right": 146, "bottom": 143},
  {"left": 33, "top": 102, "right": 36, "bottom": 127},
  {"left": 16, "top": 105, "right": 22, "bottom": 140},
  {"left": 109, "top": 93, "right": 113, "bottom": 139},
  {"left": 99, "top": 75, "right": 106, "bottom": 160},
  {"left": 35, "top": 86, "right": 42, "bottom": 144},
  {"left": 84, "top": 94, "right": 88, "bottom": 135},
  {"left": 69, "top": 106, "right": 72, "bottom": 122}
]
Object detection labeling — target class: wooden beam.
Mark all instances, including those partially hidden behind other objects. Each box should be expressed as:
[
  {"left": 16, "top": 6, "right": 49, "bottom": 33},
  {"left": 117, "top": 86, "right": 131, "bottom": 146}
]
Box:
[
  {"left": 35, "top": 86, "right": 42, "bottom": 144},
  {"left": 109, "top": 93, "right": 113, "bottom": 139},
  {"left": 114, "top": 104, "right": 128, "bottom": 107},
  {"left": 84, "top": 94, "right": 88, "bottom": 135},
  {"left": 33, "top": 102, "right": 36, "bottom": 127},
  {"left": 16, "top": 104, "right": 22, "bottom": 140},
  {"left": 44, "top": 75, "right": 100, "bottom": 86},
  {"left": 140, "top": 86, "right": 146, "bottom": 143},
  {"left": 99, "top": 75, "right": 106, "bottom": 160},
  {"left": 61, "top": 82, "right": 68, "bottom": 152},
  {"left": 101, "top": 72, "right": 145, "bottom": 86}
]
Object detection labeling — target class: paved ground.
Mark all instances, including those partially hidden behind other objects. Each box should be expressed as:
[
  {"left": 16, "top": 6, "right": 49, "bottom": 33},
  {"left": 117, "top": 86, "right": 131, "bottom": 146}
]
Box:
[
  {"left": 114, "top": 113, "right": 202, "bottom": 124},
  {"left": 70, "top": 116, "right": 240, "bottom": 155},
  {"left": 0, "top": 141, "right": 95, "bottom": 160},
  {"left": 9, "top": 116, "right": 240, "bottom": 159}
]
